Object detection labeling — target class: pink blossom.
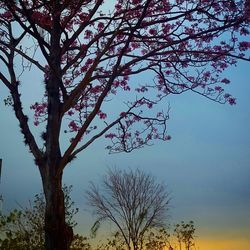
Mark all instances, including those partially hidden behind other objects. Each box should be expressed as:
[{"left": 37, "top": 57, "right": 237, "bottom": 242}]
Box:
[
  {"left": 98, "top": 111, "right": 107, "bottom": 119},
  {"left": 215, "top": 86, "right": 223, "bottom": 92},
  {"left": 67, "top": 110, "right": 74, "bottom": 116},
  {"left": 105, "top": 133, "right": 116, "bottom": 139},
  {"left": 32, "top": 12, "right": 51, "bottom": 28},
  {"left": 162, "top": 24, "right": 171, "bottom": 34},
  {"left": 239, "top": 41, "right": 250, "bottom": 51},
  {"left": 84, "top": 30, "right": 93, "bottom": 39},
  {"left": 131, "top": 42, "right": 140, "bottom": 49},
  {"left": 115, "top": 4, "right": 122, "bottom": 10},
  {"left": 120, "top": 112, "right": 126, "bottom": 117},
  {"left": 164, "top": 135, "right": 171, "bottom": 141},
  {"left": 68, "top": 121, "right": 79, "bottom": 132},
  {"left": 132, "top": 0, "right": 141, "bottom": 4},
  {"left": 221, "top": 78, "right": 230, "bottom": 84},
  {"left": 78, "top": 12, "right": 88, "bottom": 22},
  {"left": 149, "top": 28, "right": 157, "bottom": 36},
  {"left": 228, "top": 97, "right": 236, "bottom": 105},
  {"left": 34, "top": 120, "right": 39, "bottom": 126},
  {"left": 240, "top": 28, "right": 249, "bottom": 35},
  {"left": 97, "top": 22, "right": 104, "bottom": 31},
  {"left": 1, "top": 11, "right": 12, "bottom": 20},
  {"left": 86, "top": 58, "right": 94, "bottom": 65},
  {"left": 147, "top": 103, "right": 153, "bottom": 109}
]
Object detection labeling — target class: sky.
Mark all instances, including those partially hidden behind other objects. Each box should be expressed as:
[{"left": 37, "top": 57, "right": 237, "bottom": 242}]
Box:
[
  {"left": 1, "top": 59, "right": 249, "bottom": 249},
  {"left": 0, "top": 3, "right": 250, "bottom": 250}
]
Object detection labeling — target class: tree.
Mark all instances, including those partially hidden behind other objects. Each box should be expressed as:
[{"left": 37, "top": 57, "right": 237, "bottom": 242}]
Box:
[
  {"left": 174, "top": 221, "right": 196, "bottom": 250},
  {"left": 86, "top": 168, "right": 170, "bottom": 250},
  {"left": 0, "top": 0, "right": 249, "bottom": 249},
  {"left": 95, "top": 231, "right": 127, "bottom": 250},
  {"left": 0, "top": 185, "right": 84, "bottom": 250},
  {"left": 144, "top": 227, "right": 171, "bottom": 250}
]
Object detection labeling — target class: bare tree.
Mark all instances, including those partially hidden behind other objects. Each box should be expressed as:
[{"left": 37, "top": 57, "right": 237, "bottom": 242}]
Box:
[{"left": 86, "top": 168, "right": 170, "bottom": 250}]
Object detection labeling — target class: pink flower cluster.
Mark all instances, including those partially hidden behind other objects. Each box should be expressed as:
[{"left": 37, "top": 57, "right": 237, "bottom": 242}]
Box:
[{"left": 30, "top": 102, "right": 47, "bottom": 126}]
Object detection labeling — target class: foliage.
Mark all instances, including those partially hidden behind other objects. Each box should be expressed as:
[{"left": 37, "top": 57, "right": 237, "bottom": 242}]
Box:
[
  {"left": 95, "top": 231, "right": 126, "bottom": 250},
  {"left": 92, "top": 222, "right": 197, "bottom": 250},
  {"left": 0, "top": 208, "right": 42, "bottom": 250},
  {"left": 145, "top": 227, "right": 171, "bottom": 250},
  {"left": 92, "top": 221, "right": 197, "bottom": 250},
  {"left": 86, "top": 168, "right": 170, "bottom": 250},
  {"left": 0, "top": 195, "right": 45, "bottom": 250},
  {"left": 174, "top": 221, "right": 196, "bottom": 250},
  {"left": 0, "top": 192, "right": 197, "bottom": 250},
  {"left": 0, "top": 185, "right": 81, "bottom": 250},
  {"left": 70, "top": 234, "right": 92, "bottom": 250}
]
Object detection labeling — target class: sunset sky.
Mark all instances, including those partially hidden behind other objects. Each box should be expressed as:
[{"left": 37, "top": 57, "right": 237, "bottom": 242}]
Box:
[{"left": 0, "top": 2, "right": 250, "bottom": 250}]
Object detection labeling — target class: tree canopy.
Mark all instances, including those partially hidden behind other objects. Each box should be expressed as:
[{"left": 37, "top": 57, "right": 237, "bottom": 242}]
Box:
[{"left": 1, "top": 0, "right": 249, "bottom": 157}]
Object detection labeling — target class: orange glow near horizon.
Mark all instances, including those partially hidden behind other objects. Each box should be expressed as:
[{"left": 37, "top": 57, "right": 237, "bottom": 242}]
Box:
[{"left": 196, "top": 237, "right": 250, "bottom": 250}]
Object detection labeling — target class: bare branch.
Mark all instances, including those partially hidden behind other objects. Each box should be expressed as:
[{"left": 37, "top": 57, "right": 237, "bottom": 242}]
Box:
[{"left": 86, "top": 168, "right": 170, "bottom": 250}]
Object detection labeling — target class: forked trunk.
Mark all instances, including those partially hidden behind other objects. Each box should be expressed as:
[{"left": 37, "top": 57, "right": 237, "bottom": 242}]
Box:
[{"left": 40, "top": 166, "right": 73, "bottom": 250}]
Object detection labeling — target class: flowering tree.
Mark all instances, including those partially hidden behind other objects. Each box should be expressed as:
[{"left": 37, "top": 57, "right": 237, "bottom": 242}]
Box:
[{"left": 0, "top": 0, "right": 249, "bottom": 249}]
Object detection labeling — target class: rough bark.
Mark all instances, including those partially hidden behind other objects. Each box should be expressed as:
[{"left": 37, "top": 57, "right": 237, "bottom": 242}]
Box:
[
  {"left": 39, "top": 166, "right": 73, "bottom": 250},
  {"left": 37, "top": 3, "right": 73, "bottom": 248}
]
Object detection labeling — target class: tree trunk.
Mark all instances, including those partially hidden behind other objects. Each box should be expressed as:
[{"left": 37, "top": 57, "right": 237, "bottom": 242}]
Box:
[
  {"left": 40, "top": 166, "right": 73, "bottom": 250},
  {"left": 133, "top": 241, "right": 139, "bottom": 250}
]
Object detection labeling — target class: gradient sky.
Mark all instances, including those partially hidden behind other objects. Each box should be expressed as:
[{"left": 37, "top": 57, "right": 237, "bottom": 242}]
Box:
[
  {"left": 1, "top": 60, "right": 249, "bottom": 249},
  {"left": 0, "top": 3, "right": 250, "bottom": 250}
]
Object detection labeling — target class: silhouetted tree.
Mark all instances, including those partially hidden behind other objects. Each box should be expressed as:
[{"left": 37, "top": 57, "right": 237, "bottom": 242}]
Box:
[
  {"left": 174, "top": 221, "right": 196, "bottom": 250},
  {"left": 95, "top": 231, "right": 126, "bottom": 250},
  {"left": 86, "top": 168, "right": 170, "bottom": 250},
  {"left": 145, "top": 227, "right": 171, "bottom": 250},
  {"left": 0, "top": 1, "right": 249, "bottom": 249}
]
